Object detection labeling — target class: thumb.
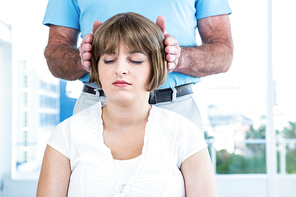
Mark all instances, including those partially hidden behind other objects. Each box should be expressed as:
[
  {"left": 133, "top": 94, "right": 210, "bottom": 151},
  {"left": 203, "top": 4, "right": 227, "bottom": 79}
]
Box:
[
  {"left": 156, "top": 15, "right": 167, "bottom": 35},
  {"left": 92, "top": 20, "right": 102, "bottom": 33}
]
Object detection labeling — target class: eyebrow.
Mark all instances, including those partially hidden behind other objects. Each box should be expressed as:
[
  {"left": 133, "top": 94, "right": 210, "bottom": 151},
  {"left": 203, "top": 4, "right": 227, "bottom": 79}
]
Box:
[
  {"left": 129, "top": 50, "right": 147, "bottom": 56},
  {"left": 102, "top": 50, "right": 146, "bottom": 55},
  {"left": 102, "top": 50, "right": 116, "bottom": 55},
  {"left": 129, "top": 50, "right": 141, "bottom": 54}
]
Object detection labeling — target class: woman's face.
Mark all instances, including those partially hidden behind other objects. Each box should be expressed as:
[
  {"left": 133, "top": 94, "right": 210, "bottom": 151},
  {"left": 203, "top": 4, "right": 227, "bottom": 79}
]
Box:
[{"left": 98, "top": 44, "right": 152, "bottom": 104}]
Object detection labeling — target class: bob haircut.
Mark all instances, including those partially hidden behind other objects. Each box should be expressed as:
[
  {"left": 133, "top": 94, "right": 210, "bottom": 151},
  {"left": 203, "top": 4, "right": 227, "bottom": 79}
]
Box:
[{"left": 89, "top": 12, "right": 167, "bottom": 92}]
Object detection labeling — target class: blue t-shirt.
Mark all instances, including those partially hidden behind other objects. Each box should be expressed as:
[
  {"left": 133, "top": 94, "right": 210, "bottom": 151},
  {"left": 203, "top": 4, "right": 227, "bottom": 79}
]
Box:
[{"left": 43, "top": 0, "right": 231, "bottom": 89}]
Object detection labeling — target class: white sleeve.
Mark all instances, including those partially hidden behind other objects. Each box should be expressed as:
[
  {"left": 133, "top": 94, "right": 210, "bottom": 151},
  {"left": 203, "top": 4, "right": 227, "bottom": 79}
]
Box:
[
  {"left": 47, "top": 120, "right": 72, "bottom": 159},
  {"left": 176, "top": 117, "right": 208, "bottom": 168}
]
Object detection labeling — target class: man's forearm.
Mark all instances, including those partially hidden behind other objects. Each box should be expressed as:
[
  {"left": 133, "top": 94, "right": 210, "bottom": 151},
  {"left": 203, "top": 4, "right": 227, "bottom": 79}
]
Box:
[
  {"left": 44, "top": 43, "right": 87, "bottom": 81},
  {"left": 174, "top": 14, "right": 233, "bottom": 78},
  {"left": 175, "top": 42, "right": 233, "bottom": 78}
]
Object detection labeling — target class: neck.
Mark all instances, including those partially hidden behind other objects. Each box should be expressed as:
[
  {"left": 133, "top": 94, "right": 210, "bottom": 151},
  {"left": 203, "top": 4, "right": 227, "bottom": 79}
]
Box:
[{"left": 102, "top": 98, "right": 151, "bottom": 130}]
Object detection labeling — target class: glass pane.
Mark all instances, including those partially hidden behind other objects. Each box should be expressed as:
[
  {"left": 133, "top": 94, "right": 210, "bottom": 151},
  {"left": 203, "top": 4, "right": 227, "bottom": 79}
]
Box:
[
  {"left": 194, "top": 0, "right": 269, "bottom": 175},
  {"left": 286, "top": 143, "right": 296, "bottom": 174},
  {"left": 273, "top": 0, "right": 296, "bottom": 175},
  {"left": 277, "top": 140, "right": 296, "bottom": 175},
  {"left": 7, "top": 0, "right": 80, "bottom": 179},
  {"left": 12, "top": 61, "right": 60, "bottom": 179},
  {"left": 14, "top": 144, "right": 39, "bottom": 179},
  {"left": 12, "top": 73, "right": 81, "bottom": 179},
  {"left": 216, "top": 142, "right": 266, "bottom": 174}
]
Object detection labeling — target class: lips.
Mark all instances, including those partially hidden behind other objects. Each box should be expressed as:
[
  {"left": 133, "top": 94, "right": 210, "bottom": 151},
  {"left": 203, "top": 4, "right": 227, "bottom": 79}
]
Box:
[{"left": 113, "top": 80, "right": 131, "bottom": 87}]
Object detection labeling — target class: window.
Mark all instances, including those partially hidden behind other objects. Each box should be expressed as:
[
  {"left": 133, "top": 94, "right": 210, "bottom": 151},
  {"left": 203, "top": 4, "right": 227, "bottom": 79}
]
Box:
[
  {"left": 23, "top": 111, "right": 28, "bottom": 127},
  {"left": 23, "top": 75, "right": 28, "bottom": 88},
  {"left": 23, "top": 92, "right": 28, "bottom": 107},
  {"left": 273, "top": 0, "right": 296, "bottom": 176}
]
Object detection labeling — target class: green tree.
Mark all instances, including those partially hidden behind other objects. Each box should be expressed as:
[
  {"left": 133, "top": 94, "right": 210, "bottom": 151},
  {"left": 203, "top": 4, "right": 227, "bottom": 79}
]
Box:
[
  {"left": 215, "top": 123, "right": 296, "bottom": 174},
  {"left": 245, "top": 125, "right": 265, "bottom": 139},
  {"left": 282, "top": 122, "right": 296, "bottom": 138},
  {"left": 278, "top": 122, "right": 296, "bottom": 174},
  {"left": 245, "top": 125, "right": 266, "bottom": 155},
  {"left": 216, "top": 125, "right": 267, "bottom": 174},
  {"left": 216, "top": 149, "right": 266, "bottom": 174}
]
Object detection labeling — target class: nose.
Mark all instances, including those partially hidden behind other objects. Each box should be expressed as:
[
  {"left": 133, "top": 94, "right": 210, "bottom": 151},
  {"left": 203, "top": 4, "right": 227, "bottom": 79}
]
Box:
[{"left": 115, "top": 59, "right": 128, "bottom": 76}]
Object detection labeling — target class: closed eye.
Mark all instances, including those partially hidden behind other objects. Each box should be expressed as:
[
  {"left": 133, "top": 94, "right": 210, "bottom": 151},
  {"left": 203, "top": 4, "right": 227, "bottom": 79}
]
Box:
[
  {"left": 104, "top": 59, "right": 115, "bottom": 64},
  {"left": 130, "top": 60, "right": 143, "bottom": 64}
]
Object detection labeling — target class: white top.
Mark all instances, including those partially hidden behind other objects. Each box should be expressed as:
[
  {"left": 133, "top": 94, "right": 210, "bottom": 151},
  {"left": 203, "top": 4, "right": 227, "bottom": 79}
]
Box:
[
  {"left": 48, "top": 102, "right": 207, "bottom": 197},
  {"left": 113, "top": 156, "right": 142, "bottom": 192}
]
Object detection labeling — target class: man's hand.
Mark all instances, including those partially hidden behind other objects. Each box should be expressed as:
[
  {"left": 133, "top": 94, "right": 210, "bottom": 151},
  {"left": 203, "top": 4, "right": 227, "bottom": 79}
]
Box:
[
  {"left": 79, "top": 20, "right": 102, "bottom": 72},
  {"left": 156, "top": 16, "right": 181, "bottom": 73}
]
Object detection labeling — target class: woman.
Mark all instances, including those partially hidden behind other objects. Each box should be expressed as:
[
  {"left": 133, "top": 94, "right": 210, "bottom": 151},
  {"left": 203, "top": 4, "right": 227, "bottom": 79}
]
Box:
[{"left": 37, "top": 12, "right": 217, "bottom": 197}]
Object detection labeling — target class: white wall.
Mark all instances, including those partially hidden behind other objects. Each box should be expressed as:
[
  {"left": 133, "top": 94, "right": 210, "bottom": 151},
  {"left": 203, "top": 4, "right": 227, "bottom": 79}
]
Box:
[
  {"left": 0, "top": 21, "right": 12, "bottom": 197},
  {"left": 216, "top": 175, "right": 296, "bottom": 197}
]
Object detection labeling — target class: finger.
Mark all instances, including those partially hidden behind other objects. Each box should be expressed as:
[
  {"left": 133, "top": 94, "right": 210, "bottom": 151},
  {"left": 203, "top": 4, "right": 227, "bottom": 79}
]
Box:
[
  {"left": 82, "top": 33, "right": 93, "bottom": 44},
  {"left": 164, "top": 34, "right": 178, "bottom": 46},
  {"left": 165, "top": 45, "right": 180, "bottom": 56},
  {"left": 167, "top": 62, "right": 177, "bottom": 73},
  {"left": 81, "top": 57, "right": 91, "bottom": 71},
  {"left": 156, "top": 15, "right": 167, "bottom": 35},
  {"left": 166, "top": 53, "right": 178, "bottom": 62},
  {"left": 81, "top": 43, "right": 92, "bottom": 53},
  {"left": 82, "top": 61, "right": 91, "bottom": 72},
  {"left": 82, "top": 52, "right": 92, "bottom": 61},
  {"left": 92, "top": 20, "right": 102, "bottom": 33}
]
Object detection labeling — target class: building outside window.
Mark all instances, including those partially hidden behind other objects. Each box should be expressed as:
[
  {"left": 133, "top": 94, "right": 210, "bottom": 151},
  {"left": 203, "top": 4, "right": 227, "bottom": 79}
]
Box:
[{"left": 12, "top": 60, "right": 60, "bottom": 179}]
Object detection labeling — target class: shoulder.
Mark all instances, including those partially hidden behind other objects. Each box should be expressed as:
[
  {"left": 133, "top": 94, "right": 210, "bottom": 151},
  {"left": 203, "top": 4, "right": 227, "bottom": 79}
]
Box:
[
  {"left": 195, "top": 0, "right": 232, "bottom": 20},
  {"left": 69, "top": 102, "right": 101, "bottom": 120},
  {"left": 152, "top": 106, "right": 204, "bottom": 143},
  {"left": 153, "top": 105, "right": 181, "bottom": 120},
  {"left": 55, "top": 102, "right": 101, "bottom": 132},
  {"left": 152, "top": 106, "right": 197, "bottom": 129},
  {"left": 43, "top": 0, "right": 80, "bottom": 29},
  {"left": 151, "top": 106, "right": 202, "bottom": 143}
]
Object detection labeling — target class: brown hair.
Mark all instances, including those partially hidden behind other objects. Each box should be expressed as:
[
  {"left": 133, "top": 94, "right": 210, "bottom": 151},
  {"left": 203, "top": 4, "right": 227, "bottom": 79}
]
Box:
[{"left": 89, "top": 12, "right": 167, "bottom": 92}]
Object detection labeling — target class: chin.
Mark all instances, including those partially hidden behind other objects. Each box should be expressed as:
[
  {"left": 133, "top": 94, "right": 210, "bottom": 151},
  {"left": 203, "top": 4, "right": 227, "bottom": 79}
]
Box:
[
  {"left": 105, "top": 89, "right": 149, "bottom": 104},
  {"left": 107, "top": 93, "right": 134, "bottom": 103}
]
